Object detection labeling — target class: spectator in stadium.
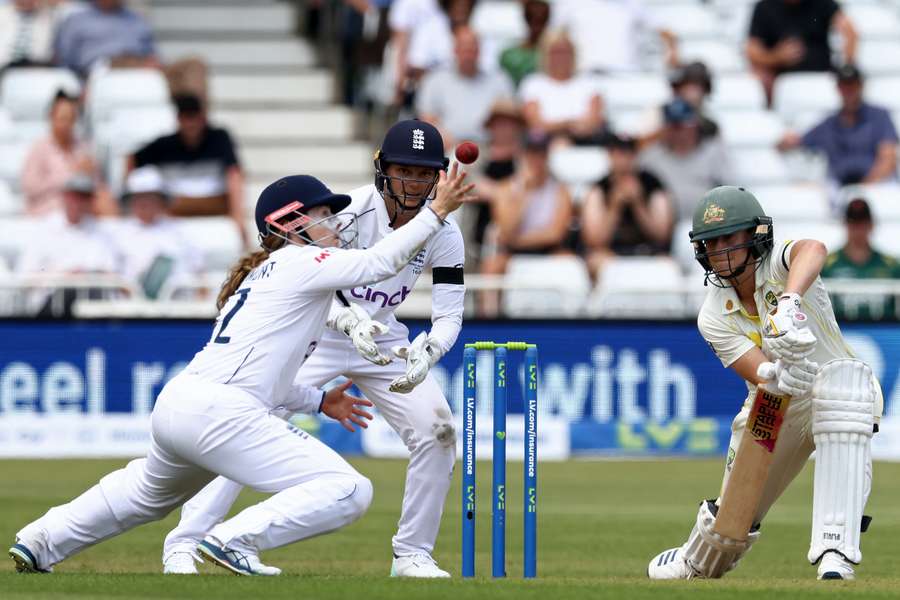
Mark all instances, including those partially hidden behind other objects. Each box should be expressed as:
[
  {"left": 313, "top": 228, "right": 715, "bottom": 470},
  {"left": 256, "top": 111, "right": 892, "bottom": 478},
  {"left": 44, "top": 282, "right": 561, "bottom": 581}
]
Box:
[
  {"left": 386, "top": 0, "right": 442, "bottom": 106},
  {"left": 470, "top": 98, "right": 526, "bottom": 255},
  {"left": 130, "top": 94, "right": 248, "bottom": 246},
  {"left": 114, "top": 166, "right": 204, "bottom": 300},
  {"left": 822, "top": 197, "right": 900, "bottom": 321},
  {"left": 53, "top": 0, "right": 157, "bottom": 77},
  {"left": 549, "top": 0, "right": 678, "bottom": 73},
  {"left": 499, "top": 0, "right": 550, "bottom": 87},
  {"left": 638, "top": 61, "right": 719, "bottom": 146},
  {"left": 416, "top": 26, "right": 514, "bottom": 149},
  {"left": 777, "top": 65, "right": 898, "bottom": 187},
  {"left": 16, "top": 173, "right": 121, "bottom": 317},
  {"left": 20, "top": 90, "right": 114, "bottom": 216},
  {"left": 337, "top": 0, "right": 392, "bottom": 107},
  {"left": 0, "top": 0, "right": 55, "bottom": 69},
  {"left": 640, "top": 98, "right": 733, "bottom": 220},
  {"left": 519, "top": 29, "right": 606, "bottom": 146},
  {"left": 746, "top": 0, "right": 857, "bottom": 106},
  {"left": 580, "top": 134, "right": 674, "bottom": 278},
  {"left": 479, "top": 132, "right": 573, "bottom": 316}
]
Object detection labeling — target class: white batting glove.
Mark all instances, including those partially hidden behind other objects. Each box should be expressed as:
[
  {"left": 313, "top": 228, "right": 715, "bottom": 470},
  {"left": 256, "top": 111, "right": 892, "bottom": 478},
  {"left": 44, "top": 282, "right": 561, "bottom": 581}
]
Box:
[
  {"left": 763, "top": 293, "right": 817, "bottom": 362},
  {"left": 389, "top": 331, "right": 440, "bottom": 393},
  {"left": 327, "top": 303, "right": 392, "bottom": 366},
  {"left": 759, "top": 358, "right": 818, "bottom": 400}
]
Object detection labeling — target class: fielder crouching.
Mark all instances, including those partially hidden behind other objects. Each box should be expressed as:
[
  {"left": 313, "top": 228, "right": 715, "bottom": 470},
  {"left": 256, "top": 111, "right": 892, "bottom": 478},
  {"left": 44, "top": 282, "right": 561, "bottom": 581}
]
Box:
[{"left": 648, "top": 186, "right": 882, "bottom": 581}]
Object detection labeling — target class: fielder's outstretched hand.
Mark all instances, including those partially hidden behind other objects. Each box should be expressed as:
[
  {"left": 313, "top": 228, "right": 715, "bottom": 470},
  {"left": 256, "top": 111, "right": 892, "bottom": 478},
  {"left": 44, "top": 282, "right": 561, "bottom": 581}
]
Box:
[{"left": 321, "top": 380, "right": 374, "bottom": 432}]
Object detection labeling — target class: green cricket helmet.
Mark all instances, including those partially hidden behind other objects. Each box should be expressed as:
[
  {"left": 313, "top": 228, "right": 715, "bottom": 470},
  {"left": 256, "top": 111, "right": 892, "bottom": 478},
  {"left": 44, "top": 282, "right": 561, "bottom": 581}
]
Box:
[{"left": 689, "top": 186, "right": 774, "bottom": 287}]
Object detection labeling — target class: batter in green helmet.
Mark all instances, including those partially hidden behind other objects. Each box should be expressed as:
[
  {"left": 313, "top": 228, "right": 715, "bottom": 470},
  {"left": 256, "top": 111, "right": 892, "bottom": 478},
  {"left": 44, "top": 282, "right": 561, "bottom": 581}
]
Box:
[{"left": 647, "top": 186, "right": 883, "bottom": 582}]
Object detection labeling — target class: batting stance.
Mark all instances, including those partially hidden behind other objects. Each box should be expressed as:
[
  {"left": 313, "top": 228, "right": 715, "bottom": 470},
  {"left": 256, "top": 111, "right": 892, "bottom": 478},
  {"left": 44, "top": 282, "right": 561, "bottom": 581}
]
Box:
[
  {"left": 648, "top": 186, "right": 881, "bottom": 581},
  {"left": 161, "top": 120, "right": 466, "bottom": 578},
  {"left": 9, "top": 170, "right": 474, "bottom": 575}
]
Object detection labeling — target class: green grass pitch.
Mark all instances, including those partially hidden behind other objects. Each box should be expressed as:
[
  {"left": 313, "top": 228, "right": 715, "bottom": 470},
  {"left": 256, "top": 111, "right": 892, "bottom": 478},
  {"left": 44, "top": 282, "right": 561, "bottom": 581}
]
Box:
[{"left": 2, "top": 457, "right": 899, "bottom": 599}]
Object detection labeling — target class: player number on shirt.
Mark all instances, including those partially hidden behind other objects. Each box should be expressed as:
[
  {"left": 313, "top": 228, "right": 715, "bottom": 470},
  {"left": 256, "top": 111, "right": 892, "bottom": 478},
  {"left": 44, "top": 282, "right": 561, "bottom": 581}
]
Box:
[{"left": 214, "top": 288, "right": 250, "bottom": 344}]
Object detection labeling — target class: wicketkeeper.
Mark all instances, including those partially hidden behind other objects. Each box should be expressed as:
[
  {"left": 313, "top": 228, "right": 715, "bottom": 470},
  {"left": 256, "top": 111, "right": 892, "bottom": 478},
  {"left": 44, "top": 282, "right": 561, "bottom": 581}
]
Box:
[{"left": 648, "top": 186, "right": 882, "bottom": 581}]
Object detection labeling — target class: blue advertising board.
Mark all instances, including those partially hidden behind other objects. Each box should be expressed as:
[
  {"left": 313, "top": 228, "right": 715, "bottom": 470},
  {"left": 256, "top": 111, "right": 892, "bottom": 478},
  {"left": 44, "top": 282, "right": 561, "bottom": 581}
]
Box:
[{"left": 1, "top": 320, "right": 898, "bottom": 457}]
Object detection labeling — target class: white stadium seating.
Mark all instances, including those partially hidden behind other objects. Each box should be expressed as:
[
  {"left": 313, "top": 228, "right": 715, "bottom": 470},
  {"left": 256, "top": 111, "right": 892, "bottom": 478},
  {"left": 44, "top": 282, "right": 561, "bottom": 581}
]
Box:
[
  {"left": 708, "top": 74, "right": 767, "bottom": 111},
  {"left": 773, "top": 73, "right": 840, "bottom": 127},
  {"left": 502, "top": 255, "right": 592, "bottom": 318},
  {"left": 588, "top": 256, "right": 687, "bottom": 318},
  {"left": 595, "top": 74, "right": 671, "bottom": 112},
  {"left": 0, "top": 141, "right": 28, "bottom": 192},
  {"left": 0, "top": 68, "right": 81, "bottom": 121},
  {"left": 840, "top": 183, "right": 900, "bottom": 222},
  {"left": 857, "top": 41, "right": 900, "bottom": 76},
  {"left": 731, "top": 148, "right": 792, "bottom": 185},
  {"left": 753, "top": 184, "right": 831, "bottom": 223},
  {"left": 548, "top": 146, "right": 609, "bottom": 202},
  {"left": 715, "top": 109, "right": 785, "bottom": 148},
  {"left": 86, "top": 69, "right": 172, "bottom": 129}
]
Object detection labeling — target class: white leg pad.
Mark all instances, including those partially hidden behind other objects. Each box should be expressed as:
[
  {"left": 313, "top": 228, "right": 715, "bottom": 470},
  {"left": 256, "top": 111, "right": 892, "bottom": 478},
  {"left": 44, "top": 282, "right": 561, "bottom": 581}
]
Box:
[
  {"left": 682, "top": 500, "right": 760, "bottom": 579},
  {"left": 809, "top": 358, "right": 875, "bottom": 565}
]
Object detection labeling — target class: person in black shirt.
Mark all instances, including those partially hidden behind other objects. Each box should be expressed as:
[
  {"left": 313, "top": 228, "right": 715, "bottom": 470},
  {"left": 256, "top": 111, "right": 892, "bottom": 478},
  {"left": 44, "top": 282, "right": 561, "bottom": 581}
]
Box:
[
  {"left": 746, "top": 0, "right": 857, "bottom": 106},
  {"left": 580, "top": 134, "right": 674, "bottom": 279},
  {"left": 130, "top": 94, "right": 247, "bottom": 245}
]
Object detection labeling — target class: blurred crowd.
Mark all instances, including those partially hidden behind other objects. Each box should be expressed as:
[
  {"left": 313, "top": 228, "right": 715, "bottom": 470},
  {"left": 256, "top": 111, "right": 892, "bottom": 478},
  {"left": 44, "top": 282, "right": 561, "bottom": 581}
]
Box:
[
  {"left": 1, "top": 0, "right": 245, "bottom": 315},
  {"left": 3, "top": 0, "right": 900, "bottom": 319},
  {"left": 320, "top": 0, "right": 900, "bottom": 317}
]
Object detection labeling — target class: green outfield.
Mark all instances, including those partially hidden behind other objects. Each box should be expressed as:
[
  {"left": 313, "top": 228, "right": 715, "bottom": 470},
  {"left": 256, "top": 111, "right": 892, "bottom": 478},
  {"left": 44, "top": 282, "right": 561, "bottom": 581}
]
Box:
[{"left": 2, "top": 457, "right": 899, "bottom": 599}]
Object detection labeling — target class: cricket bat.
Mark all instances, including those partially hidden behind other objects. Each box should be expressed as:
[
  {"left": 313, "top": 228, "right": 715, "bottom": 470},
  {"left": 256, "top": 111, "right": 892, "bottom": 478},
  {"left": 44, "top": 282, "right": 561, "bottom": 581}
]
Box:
[{"left": 712, "top": 361, "right": 791, "bottom": 541}]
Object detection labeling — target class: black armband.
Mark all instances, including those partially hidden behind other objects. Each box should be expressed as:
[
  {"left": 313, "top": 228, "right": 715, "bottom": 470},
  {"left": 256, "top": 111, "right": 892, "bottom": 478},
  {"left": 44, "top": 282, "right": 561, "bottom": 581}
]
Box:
[{"left": 432, "top": 266, "right": 464, "bottom": 285}]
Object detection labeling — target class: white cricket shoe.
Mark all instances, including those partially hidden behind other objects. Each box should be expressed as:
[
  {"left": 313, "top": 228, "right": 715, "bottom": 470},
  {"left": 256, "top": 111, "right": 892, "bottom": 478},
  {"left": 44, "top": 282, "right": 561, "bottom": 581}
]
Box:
[
  {"left": 390, "top": 553, "right": 451, "bottom": 578},
  {"left": 163, "top": 552, "right": 199, "bottom": 575},
  {"left": 647, "top": 546, "right": 696, "bottom": 580},
  {"left": 817, "top": 552, "right": 856, "bottom": 580}
]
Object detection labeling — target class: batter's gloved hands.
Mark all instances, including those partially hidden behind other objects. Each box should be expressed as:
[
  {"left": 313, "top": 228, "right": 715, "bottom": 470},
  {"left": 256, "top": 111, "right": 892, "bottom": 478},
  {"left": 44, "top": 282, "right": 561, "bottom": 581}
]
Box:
[
  {"left": 763, "top": 293, "right": 817, "bottom": 362},
  {"left": 328, "top": 303, "right": 392, "bottom": 365},
  {"left": 389, "top": 332, "right": 440, "bottom": 393},
  {"left": 759, "top": 358, "right": 818, "bottom": 400}
]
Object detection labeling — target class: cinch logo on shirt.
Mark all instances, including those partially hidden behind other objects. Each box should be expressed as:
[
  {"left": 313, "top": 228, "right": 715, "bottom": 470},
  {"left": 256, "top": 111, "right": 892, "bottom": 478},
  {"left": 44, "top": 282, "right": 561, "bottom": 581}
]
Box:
[{"left": 350, "top": 285, "right": 411, "bottom": 307}]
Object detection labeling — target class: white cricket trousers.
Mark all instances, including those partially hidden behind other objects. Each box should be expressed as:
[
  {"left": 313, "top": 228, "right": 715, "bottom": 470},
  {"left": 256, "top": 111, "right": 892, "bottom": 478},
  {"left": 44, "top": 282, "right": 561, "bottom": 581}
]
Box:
[
  {"left": 164, "top": 335, "right": 455, "bottom": 561},
  {"left": 16, "top": 374, "right": 373, "bottom": 568}
]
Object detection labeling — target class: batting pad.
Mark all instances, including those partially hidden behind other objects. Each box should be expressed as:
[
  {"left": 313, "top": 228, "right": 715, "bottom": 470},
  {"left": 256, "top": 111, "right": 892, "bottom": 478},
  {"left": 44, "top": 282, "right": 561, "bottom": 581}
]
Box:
[{"left": 809, "top": 359, "right": 875, "bottom": 565}]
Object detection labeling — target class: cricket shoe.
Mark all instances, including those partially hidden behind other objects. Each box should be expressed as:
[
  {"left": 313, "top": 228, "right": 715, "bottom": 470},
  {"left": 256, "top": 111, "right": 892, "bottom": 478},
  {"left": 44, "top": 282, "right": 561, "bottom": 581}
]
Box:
[
  {"left": 197, "top": 539, "right": 281, "bottom": 576},
  {"left": 9, "top": 541, "right": 51, "bottom": 574},
  {"left": 817, "top": 551, "right": 856, "bottom": 580},
  {"left": 163, "top": 552, "right": 199, "bottom": 575},
  {"left": 647, "top": 546, "right": 696, "bottom": 580},
  {"left": 390, "top": 553, "right": 451, "bottom": 578}
]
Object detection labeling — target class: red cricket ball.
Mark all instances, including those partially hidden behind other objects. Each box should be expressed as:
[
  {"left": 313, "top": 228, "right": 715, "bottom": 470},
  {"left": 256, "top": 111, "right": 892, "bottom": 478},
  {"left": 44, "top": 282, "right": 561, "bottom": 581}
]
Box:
[{"left": 455, "top": 141, "right": 480, "bottom": 164}]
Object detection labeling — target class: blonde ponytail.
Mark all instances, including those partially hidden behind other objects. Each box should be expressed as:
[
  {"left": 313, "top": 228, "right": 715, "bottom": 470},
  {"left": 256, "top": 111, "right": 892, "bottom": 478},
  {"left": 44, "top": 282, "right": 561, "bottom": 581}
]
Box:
[{"left": 216, "top": 235, "right": 283, "bottom": 310}]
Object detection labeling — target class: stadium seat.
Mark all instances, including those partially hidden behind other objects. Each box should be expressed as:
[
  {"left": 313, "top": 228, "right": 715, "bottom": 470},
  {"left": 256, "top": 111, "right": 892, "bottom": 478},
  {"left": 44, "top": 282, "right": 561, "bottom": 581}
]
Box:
[
  {"left": 595, "top": 74, "right": 671, "bottom": 112},
  {"left": 587, "top": 256, "right": 687, "bottom": 318},
  {"left": 872, "top": 224, "right": 900, "bottom": 257},
  {"left": 472, "top": 1, "right": 525, "bottom": 46},
  {"left": 175, "top": 217, "right": 243, "bottom": 271},
  {"left": 548, "top": 146, "right": 609, "bottom": 202},
  {"left": 714, "top": 109, "right": 785, "bottom": 148},
  {"left": 0, "top": 68, "right": 81, "bottom": 121},
  {"left": 678, "top": 40, "right": 745, "bottom": 74},
  {"left": 864, "top": 77, "right": 900, "bottom": 112},
  {"left": 843, "top": 4, "right": 900, "bottom": 38},
  {"left": 11, "top": 120, "right": 49, "bottom": 145},
  {"left": 0, "top": 216, "right": 39, "bottom": 268},
  {"left": 0, "top": 180, "right": 21, "bottom": 216},
  {"left": 731, "top": 148, "right": 791, "bottom": 185},
  {"left": 671, "top": 218, "right": 703, "bottom": 274},
  {"left": 0, "top": 109, "right": 15, "bottom": 142},
  {"left": 708, "top": 74, "right": 767, "bottom": 111},
  {"left": 0, "top": 141, "right": 29, "bottom": 191},
  {"left": 502, "top": 255, "right": 591, "bottom": 317},
  {"left": 773, "top": 73, "right": 840, "bottom": 127},
  {"left": 856, "top": 41, "right": 900, "bottom": 76},
  {"left": 777, "top": 221, "right": 845, "bottom": 252},
  {"left": 752, "top": 184, "right": 830, "bottom": 223},
  {"left": 840, "top": 183, "right": 900, "bottom": 222},
  {"left": 86, "top": 69, "right": 172, "bottom": 128},
  {"left": 645, "top": 4, "right": 719, "bottom": 40}
]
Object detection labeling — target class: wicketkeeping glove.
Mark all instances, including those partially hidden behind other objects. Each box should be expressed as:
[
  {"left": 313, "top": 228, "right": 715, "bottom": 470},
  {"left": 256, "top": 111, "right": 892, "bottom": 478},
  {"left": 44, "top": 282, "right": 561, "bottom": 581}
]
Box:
[
  {"left": 327, "top": 303, "right": 392, "bottom": 365},
  {"left": 389, "top": 331, "right": 440, "bottom": 393},
  {"left": 763, "top": 293, "right": 817, "bottom": 362}
]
